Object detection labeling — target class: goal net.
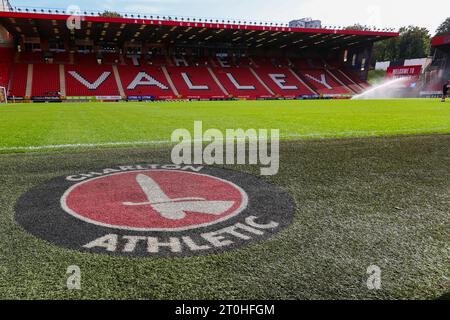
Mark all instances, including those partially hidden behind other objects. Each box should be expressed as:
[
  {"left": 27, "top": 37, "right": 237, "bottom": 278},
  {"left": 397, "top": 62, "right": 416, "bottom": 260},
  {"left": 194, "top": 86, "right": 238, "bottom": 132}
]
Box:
[{"left": 0, "top": 86, "right": 7, "bottom": 104}]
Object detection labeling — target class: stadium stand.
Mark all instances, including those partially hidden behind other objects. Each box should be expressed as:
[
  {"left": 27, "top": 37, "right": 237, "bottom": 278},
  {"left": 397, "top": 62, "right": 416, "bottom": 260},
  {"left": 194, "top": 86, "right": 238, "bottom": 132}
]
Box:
[
  {"left": 8, "top": 63, "right": 28, "bottom": 97},
  {"left": 0, "top": 48, "right": 12, "bottom": 87},
  {"left": 32, "top": 63, "right": 60, "bottom": 97},
  {"left": 419, "top": 37, "right": 450, "bottom": 97},
  {"left": 65, "top": 64, "right": 120, "bottom": 97},
  {"left": 102, "top": 53, "right": 121, "bottom": 65},
  {"left": 291, "top": 58, "right": 323, "bottom": 70},
  {"left": 341, "top": 69, "right": 371, "bottom": 89},
  {"left": 125, "top": 55, "right": 141, "bottom": 67},
  {"left": 18, "top": 51, "right": 43, "bottom": 64},
  {"left": 5, "top": 53, "right": 374, "bottom": 99},
  {"left": 213, "top": 66, "right": 273, "bottom": 99},
  {"left": 52, "top": 52, "right": 71, "bottom": 64},
  {"left": 252, "top": 64, "right": 316, "bottom": 98},
  {"left": 235, "top": 56, "right": 254, "bottom": 68},
  {"left": 74, "top": 53, "right": 99, "bottom": 65},
  {"left": 0, "top": 9, "right": 399, "bottom": 101},
  {"left": 329, "top": 69, "right": 364, "bottom": 93},
  {"left": 0, "top": 62, "right": 10, "bottom": 88},
  {"left": 166, "top": 66, "right": 226, "bottom": 99},
  {"left": 149, "top": 55, "right": 170, "bottom": 67},
  {"left": 299, "top": 69, "right": 352, "bottom": 95},
  {"left": 118, "top": 65, "right": 176, "bottom": 99}
]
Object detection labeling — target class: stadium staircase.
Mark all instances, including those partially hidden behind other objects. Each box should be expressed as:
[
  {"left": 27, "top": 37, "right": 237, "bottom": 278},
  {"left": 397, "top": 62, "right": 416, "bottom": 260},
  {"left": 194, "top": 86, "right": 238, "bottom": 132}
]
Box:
[
  {"left": 207, "top": 67, "right": 229, "bottom": 97},
  {"left": 288, "top": 68, "right": 318, "bottom": 95},
  {"left": 59, "top": 65, "right": 66, "bottom": 97},
  {"left": 112, "top": 65, "right": 126, "bottom": 98}
]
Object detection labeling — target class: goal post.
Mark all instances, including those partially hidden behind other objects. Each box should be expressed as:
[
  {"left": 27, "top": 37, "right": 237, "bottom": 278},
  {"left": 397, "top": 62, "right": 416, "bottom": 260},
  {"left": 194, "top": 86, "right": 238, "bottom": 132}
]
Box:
[{"left": 0, "top": 86, "right": 7, "bottom": 104}]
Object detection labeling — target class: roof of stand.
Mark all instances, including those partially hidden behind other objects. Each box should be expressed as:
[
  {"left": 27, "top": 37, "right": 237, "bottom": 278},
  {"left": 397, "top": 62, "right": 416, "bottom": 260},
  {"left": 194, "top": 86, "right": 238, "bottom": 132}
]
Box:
[
  {"left": 0, "top": 10, "right": 399, "bottom": 50},
  {"left": 432, "top": 35, "right": 450, "bottom": 47}
]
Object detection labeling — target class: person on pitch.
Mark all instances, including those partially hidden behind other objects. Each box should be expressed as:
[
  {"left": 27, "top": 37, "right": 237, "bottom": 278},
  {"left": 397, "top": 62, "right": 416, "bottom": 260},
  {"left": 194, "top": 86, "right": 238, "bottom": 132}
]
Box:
[{"left": 442, "top": 80, "right": 450, "bottom": 102}]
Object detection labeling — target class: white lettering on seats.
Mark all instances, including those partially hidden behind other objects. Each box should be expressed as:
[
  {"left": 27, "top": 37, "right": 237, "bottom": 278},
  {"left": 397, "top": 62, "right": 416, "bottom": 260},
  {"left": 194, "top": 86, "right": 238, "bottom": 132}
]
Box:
[
  {"left": 182, "top": 73, "right": 209, "bottom": 90},
  {"left": 127, "top": 72, "right": 169, "bottom": 90},
  {"left": 130, "top": 56, "right": 140, "bottom": 66},
  {"left": 174, "top": 56, "right": 189, "bottom": 67},
  {"left": 68, "top": 71, "right": 111, "bottom": 90},
  {"left": 218, "top": 57, "right": 231, "bottom": 68},
  {"left": 269, "top": 74, "right": 298, "bottom": 90},
  {"left": 227, "top": 73, "right": 255, "bottom": 90},
  {"left": 305, "top": 73, "right": 333, "bottom": 89}
]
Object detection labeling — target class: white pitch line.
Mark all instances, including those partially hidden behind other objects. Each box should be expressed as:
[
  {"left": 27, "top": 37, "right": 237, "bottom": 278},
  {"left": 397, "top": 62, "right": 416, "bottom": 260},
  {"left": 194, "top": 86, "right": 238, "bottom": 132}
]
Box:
[
  {"left": 0, "top": 140, "right": 172, "bottom": 151},
  {"left": 0, "top": 127, "right": 449, "bottom": 152},
  {"left": 286, "top": 127, "right": 450, "bottom": 138}
]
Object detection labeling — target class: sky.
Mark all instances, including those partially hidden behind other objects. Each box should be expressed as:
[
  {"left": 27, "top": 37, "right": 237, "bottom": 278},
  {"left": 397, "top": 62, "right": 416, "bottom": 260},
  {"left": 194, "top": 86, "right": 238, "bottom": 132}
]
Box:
[{"left": 8, "top": 0, "right": 449, "bottom": 35}]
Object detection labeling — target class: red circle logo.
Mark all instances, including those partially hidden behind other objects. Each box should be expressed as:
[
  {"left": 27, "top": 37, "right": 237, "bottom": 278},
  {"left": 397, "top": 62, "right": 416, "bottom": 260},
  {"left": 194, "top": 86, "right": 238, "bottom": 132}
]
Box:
[{"left": 61, "top": 170, "right": 248, "bottom": 231}]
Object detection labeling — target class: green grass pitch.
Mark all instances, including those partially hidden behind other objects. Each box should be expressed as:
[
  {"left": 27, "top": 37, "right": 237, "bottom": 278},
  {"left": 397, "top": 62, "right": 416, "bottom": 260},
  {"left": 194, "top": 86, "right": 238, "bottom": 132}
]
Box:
[
  {"left": 0, "top": 99, "right": 449, "bottom": 300},
  {"left": 0, "top": 99, "right": 449, "bottom": 151}
]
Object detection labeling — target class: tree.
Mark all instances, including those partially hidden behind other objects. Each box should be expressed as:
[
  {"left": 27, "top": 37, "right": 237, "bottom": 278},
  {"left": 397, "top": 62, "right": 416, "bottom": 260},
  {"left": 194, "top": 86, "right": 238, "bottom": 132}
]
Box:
[
  {"left": 372, "top": 26, "right": 431, "bottom": 62},
  {"left": 396, "top": 26, "right": 431, "bottom": 59},
  {"left": 345, "top": 24, "right": 366, "bottom": 31},
  {"left": 436, "top": 17, "right": 450, "bottom": 36},
  {"left": 100, "top": 11, "right": 123, "bottom": 18}
]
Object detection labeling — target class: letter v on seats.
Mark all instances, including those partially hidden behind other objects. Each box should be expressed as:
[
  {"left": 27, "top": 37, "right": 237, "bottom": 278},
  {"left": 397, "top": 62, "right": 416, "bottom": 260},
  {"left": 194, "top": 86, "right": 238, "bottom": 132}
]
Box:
[{"left": 68, "top": 71, "right": 111, "bottom": 90}]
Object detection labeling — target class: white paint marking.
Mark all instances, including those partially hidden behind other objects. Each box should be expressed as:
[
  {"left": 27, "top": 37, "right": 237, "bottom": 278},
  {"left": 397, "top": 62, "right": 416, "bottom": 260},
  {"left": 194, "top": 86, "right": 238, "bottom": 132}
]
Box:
[{"left": 0, "top": 127, "right": 449, "bottom": 152}]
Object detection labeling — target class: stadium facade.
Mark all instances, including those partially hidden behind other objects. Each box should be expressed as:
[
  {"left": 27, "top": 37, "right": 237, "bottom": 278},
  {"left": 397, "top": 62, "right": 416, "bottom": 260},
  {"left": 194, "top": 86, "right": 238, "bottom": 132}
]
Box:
[
  {"left": 421, "top": 34, "right": 450, "bottom": 97},
  {"left": 0, "top": 6, "right": 399, "bottom": 102}
]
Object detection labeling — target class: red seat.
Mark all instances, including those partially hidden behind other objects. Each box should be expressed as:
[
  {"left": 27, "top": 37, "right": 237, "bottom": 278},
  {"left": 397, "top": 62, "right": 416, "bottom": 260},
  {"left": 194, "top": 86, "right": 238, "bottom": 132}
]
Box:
[
  {"left": 0, "top": 48, "right": 14, "bottom": 94},
  {"left": 53, "top": 52, "right": 71, "bottom": 64},
  {"left": 125, "top": 55, "right": 141, "bottom": 66},
  {"left": 0, "top": 63, "right": 11, "bottom": 89},
  {"left": 102, "top": 53, "right": 121, "bottom": 65},
  {"left": 291, "top": 58, "right": 320, "bottom": 70},
  {"left": 9, "top": 63, "right": 28, "bottom": 97},
  {"left": 299, "top": 69, "right": 352, "bottom": 95},
  {"left": 19, "top": 51, "right": 44, "bottom": 64},
  {"left": 0, "top": 48, "right": 14, "bottom": 63},
  {"left": 251, "top": 57, "right": 275, "bottom": 68},
  {"left": 341, "top": 69, "right": 370, "bottom": 89},
  {"left": 329, "top": 69, "right": 364, "bottom": 93},
  {"left": 213, "top": 67, "right": 272, "bottom": 99},
  {"left": 166, "top": 66, "right": 226, "bottom": 99},
  {"left": 74, "top": 53, "right": 98, "bottom": 65},
  {"left": 32, "top": 64, "right": 60, "bottom": 96},
  {"left": 252, "top": 66, "right": 315, "bottom": 97},
  {"left": 236, "top": 57, "right": 253, "bottom": 67},
  {"left": 65, "top": 64, "right": 119, "bottom": 97},
  {"left": 148, "top": 55, "right": 168, "bottom": 67},
  {"left": 118, "top": 65, "right": 176, "bottom": 99}
]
